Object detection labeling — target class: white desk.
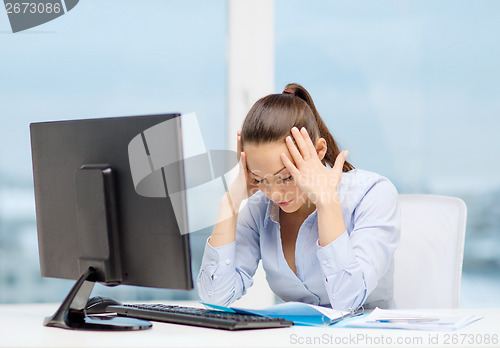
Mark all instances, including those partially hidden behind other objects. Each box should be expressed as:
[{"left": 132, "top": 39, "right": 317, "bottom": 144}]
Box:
[{"left": 1, "top": 302, "right": 499, "bottom": 348}]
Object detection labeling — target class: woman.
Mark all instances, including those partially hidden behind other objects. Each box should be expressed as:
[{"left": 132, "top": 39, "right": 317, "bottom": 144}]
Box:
[{"left": 197, "top": 83, "right": 400, "bottom": 311}]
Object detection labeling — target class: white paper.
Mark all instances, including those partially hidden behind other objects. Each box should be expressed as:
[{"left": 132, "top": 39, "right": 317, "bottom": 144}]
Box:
[{"left": 345, "top": 307, "right": 482, "bottom": 331}]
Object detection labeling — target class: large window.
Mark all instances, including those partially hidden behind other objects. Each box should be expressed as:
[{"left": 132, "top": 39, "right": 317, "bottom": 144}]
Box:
[
  {"left": 0, "top": 0, "right": 226, "bottom": 303},
  {"left": 2, "top": 1, "right": 498, "bottom": 308},
  {"left": 275, "top": 1, "right": 500, "bottom": 307}
]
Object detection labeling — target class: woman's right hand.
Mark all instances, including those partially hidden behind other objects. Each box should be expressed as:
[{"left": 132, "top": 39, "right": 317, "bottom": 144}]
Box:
[
  {"left": 227, "top": 131, "right": 259, "bottom": 212},
  {"left": 210, "top": 131, "right": 256, "bottom": 247},
  {"left": 237, "top": 130, "right": 260, "bottom": 199}
]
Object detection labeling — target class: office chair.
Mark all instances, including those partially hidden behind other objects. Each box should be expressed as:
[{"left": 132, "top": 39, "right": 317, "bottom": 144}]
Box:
[{"left": 393, "top": 194, "right": 467, "bottom": 309}]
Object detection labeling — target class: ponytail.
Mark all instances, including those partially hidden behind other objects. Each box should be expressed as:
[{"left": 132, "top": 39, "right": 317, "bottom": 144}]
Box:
[{"left": 283, "top": 83, "right": 354, "bottom": 172}]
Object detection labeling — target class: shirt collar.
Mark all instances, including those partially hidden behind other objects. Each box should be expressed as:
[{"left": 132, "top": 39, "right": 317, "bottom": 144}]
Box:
[{"left": 264, "top": 198, "right": 279, "bottom": 228}]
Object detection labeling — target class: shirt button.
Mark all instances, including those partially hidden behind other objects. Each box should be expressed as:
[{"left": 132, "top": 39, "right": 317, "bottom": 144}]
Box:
[
  {"left": 322, "top": 259, "right": 328, "bottom": 265},
  {"left": 225, "top": 259, "right": 231, "bottom": 265},
  {"left": 208, "top": 290, "right": 213, "bottom": 296},
  {"left": 210, "top": 260, "right": 216, "bottom": 266}
]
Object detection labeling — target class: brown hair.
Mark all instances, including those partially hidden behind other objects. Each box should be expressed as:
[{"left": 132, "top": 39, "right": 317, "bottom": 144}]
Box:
[{"left": 241, "top": 83, "right": 354, "bottom": 172}]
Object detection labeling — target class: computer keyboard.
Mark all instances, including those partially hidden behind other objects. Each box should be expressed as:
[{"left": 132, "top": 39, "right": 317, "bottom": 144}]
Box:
[{"left": 107, "top": 304, "right": 294, "bottom": 331}]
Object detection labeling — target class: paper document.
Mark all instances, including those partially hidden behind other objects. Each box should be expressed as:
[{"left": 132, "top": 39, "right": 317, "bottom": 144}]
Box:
[
  {"left": 202, "top": 301, "right": 353, "bottom": 326},
  {"left": 344, "top": 307, "right": 482, "bottom": 331}
]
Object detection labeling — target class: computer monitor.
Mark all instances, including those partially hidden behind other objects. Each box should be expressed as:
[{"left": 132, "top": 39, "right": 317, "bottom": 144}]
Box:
[{"left": 30, "top": 113, "right": 192, "bottom": 330}]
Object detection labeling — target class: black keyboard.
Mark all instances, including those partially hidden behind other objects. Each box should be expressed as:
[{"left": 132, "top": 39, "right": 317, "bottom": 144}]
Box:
[{"left": 107, "top": 304, "right": 294, "bottom": 331}]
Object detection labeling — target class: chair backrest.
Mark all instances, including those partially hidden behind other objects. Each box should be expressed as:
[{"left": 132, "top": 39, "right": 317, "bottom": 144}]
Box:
[{"left": 394, "top": 194, "right": 467, "bottom": 309}]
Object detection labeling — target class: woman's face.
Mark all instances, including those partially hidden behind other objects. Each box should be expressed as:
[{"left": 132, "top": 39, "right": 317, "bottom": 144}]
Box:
[{"left": 244, "top": 141, "right": 309, "bottom": 214}]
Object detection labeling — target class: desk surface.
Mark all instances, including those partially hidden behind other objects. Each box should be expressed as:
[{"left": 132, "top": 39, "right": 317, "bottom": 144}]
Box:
[{"left": 1, "top": 302, "right": 499, "bottom": 348}]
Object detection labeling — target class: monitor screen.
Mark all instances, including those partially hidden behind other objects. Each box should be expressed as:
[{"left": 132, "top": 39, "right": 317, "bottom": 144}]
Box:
[{"left": 30, "top": 113, "right": 193, "bottom": 330}]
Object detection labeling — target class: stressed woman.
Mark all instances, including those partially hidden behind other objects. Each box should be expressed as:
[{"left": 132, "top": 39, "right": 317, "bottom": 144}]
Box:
[{"left": 197, "top": 83, "right": 401, "bottom": 311}]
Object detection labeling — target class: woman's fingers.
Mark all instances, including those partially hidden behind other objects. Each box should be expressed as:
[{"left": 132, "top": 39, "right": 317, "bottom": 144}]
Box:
[
  {"left": 285, "top": 135, "right": 304, "bottom": 167},
  {"left": 286, "top": 127, "right": 322, "bottom": 168},
  {"left": 300, "top": 127, "right": 317, "bottom": 155},
  {"left": 237, "top": 130, "right": 242, "bottom": 161},
  {"left": 291, "top": 127, "right": 312, "bottom": 159},
  {"left": 240, "top": 151, "right": 251, "bottom": 182},
  {"left": 333, "top": 151, "right": 348, "bottom": 176},
  {"left": 241, "top": 152, "right": 259, "bottom": 196},
  {"left": 239, "top": 151, "right": 245, "bottom": 168},
  {"left": 280, "top": 152, "right": 300, "bottom": 178}
]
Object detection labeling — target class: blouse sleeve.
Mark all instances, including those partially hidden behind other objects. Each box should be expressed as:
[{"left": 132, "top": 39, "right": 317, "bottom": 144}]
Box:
[
  {"left": 197, "top": 201, "right": 262, "bottom": 307},
  {"left": 315, "top": 178, "right": 401, "bottom": 311}
]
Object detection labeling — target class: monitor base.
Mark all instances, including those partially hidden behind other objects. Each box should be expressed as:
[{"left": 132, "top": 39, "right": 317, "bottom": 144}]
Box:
[{"left": 44, "top": 267, "right": 152, "bottom": 331}]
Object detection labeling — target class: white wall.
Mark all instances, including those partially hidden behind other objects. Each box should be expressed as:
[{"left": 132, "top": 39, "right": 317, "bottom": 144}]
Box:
[{"left": 227, "top": 0, "right": 276, "bottom": 308}]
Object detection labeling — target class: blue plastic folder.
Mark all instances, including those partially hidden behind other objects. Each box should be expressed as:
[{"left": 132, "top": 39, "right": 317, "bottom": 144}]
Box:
[{"left": 202, "top": 301, "right": 355, "bottom": 326}]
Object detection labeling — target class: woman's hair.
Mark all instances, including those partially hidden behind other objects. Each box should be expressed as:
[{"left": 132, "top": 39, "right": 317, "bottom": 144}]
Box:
[{"left": 241, "top": 83, "right": 354, "bottom": 172}]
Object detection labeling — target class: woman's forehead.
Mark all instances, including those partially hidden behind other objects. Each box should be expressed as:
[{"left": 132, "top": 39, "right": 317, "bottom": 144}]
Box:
[{"left": 244, "top": 141, "right": 292, "bottom": 177}]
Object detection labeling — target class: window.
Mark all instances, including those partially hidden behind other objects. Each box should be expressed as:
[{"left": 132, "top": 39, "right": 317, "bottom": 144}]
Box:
[
  {"left": 0, "top": 0, "right": 226, "bottom": 303},
  {"left": 275, "top": 1, "right": 500, "bottom": 307}
]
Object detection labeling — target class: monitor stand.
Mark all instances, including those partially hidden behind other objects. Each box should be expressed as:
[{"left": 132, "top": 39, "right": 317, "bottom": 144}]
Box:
[{"left": 44, "top": 267, "right": 152, "bottom": 331}]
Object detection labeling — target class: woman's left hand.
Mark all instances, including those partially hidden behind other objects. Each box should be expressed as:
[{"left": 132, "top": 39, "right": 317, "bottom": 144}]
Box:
[{"left": 280, "top": 127, "right": 348, "bottom": 207}]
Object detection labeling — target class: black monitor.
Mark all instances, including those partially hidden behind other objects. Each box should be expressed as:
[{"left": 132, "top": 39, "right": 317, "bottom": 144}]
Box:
[{"left": 30, "top": 114, "right": 193, "bottom": 331}]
